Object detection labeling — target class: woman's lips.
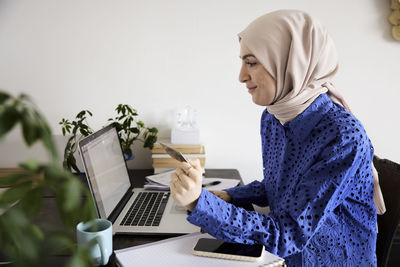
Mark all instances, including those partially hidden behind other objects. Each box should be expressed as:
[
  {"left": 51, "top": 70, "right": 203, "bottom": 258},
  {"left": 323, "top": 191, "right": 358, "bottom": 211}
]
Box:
[{"left": 248, "top": 87, "right": 256, "bottom": 94}]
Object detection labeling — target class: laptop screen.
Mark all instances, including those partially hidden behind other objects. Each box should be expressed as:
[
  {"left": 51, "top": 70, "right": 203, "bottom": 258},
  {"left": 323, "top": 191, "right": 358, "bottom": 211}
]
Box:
[{"left": 79, "top": 124, "right": 131, "bottom": 219}]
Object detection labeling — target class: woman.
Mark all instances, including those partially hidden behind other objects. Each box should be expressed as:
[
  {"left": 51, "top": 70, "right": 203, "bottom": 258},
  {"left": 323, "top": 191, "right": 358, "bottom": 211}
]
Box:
[{"left": 170, "top": 10, "right": 385, "bottom": 266}]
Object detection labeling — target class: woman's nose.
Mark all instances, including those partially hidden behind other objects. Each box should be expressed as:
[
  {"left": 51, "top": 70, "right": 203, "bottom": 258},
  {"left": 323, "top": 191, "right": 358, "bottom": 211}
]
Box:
[{"left": 239, "top": 64, "right": 249, "bottom": 83}]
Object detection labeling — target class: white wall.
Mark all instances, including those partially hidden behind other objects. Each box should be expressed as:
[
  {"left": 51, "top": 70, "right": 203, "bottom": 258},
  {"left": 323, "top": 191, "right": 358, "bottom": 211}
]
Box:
[{"left": 0, "top": 0, "right": 399, "bottom": 184}]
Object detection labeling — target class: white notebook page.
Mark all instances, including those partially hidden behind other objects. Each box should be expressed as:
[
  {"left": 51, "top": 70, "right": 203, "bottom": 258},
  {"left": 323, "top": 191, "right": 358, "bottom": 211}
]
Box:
[{"left": 115, "top": 232, "right": 285, "bottom": 267}]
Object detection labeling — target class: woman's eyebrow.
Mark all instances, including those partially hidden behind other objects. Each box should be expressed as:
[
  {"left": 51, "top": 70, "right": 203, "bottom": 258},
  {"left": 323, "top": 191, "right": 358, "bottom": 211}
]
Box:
[{"left": 240, "top": 54, "right": 256, "bottom": 60}]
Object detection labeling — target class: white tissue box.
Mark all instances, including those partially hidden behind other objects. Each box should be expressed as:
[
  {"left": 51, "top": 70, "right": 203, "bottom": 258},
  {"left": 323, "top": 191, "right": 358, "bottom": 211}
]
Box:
[{"left": 171, "top": 128, "right": 200, "bottom": 144}]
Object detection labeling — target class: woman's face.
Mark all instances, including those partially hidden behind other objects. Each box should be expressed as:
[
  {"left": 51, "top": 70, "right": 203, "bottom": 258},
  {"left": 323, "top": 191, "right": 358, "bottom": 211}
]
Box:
[{"left": 239, "top": 42, "right": 277, "bottom": 106}]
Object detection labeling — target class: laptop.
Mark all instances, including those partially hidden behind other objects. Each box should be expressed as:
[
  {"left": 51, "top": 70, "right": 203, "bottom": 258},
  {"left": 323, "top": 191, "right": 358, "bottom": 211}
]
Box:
[{"left": 78, "top": 123, "right": 200, "bottom": 235}]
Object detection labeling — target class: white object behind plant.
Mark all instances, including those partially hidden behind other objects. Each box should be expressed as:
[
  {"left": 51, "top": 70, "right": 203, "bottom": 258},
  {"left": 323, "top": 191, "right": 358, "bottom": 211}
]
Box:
[{"left": 172, "top": 106, "right": 201, "bottom": 144}]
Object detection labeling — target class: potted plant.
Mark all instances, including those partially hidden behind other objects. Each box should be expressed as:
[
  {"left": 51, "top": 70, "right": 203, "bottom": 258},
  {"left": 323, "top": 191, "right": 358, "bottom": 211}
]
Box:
[
  {"left": 59, "top": 104, "right": 158, "bottom": 173},
  {"left": 0, "top": 91, "right": 96, "bottom": 266}
]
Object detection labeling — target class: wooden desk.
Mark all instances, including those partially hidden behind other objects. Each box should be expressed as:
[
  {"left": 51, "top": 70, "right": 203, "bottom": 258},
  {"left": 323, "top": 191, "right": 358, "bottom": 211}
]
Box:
[{"left": 34, "top": 169, "right": 244, "bottom": 266}]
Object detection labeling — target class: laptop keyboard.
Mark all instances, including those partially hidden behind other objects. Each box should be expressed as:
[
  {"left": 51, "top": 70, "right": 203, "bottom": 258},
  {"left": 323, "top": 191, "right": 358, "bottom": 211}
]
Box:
[{"left": 120, "top": 192, "right": 170, "bottom": 227}]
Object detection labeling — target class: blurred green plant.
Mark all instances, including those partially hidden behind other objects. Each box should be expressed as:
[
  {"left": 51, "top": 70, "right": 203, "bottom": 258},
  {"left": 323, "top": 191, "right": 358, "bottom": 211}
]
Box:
[
  {"left": 59, "top": 104, "right": 158, "bottom": 173},
  {"left": 0, "top": 91, "right": 96, "bottom": 266},
  {"left": 59, "top": 110, "right": 94, "bottom": 173}
]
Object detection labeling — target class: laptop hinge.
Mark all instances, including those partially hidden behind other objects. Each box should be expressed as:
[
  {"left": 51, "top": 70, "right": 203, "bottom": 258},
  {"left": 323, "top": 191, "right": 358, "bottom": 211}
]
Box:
[{"left": 108, "top": 188, "right": 133, "bottom": 223}]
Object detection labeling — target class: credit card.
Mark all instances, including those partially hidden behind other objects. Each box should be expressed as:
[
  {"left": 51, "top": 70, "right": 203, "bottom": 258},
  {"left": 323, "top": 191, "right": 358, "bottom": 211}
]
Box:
[{"left": 159, "top": 143, "right": 189, "bottom": 163}]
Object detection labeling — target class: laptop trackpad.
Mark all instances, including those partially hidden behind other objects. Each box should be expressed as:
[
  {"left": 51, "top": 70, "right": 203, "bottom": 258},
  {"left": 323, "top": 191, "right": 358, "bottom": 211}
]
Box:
[{"left": 170, "top": 202, "right": 187, "bottom": 214}]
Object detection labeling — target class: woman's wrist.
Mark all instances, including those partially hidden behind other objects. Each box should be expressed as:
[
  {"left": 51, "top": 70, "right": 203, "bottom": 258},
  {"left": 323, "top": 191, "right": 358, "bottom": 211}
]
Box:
[{"left": 186, "top": 199, "right": 198, "bottom": 212}]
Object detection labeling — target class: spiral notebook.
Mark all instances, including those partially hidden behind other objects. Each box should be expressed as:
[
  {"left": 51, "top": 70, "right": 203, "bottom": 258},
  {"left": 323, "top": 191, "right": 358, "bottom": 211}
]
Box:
[{"left": 115, "top": 232, "right": 285, "bottom": 267}]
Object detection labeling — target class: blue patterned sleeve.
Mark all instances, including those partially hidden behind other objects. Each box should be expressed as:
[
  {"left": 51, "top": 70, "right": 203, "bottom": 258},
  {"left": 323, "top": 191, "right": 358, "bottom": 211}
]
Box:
[
  {"left": 187, "top": 133, "right": 375, "bottom": 258},
  {"left": 224, "top": 180, "right": 269, "bottom": 207}
]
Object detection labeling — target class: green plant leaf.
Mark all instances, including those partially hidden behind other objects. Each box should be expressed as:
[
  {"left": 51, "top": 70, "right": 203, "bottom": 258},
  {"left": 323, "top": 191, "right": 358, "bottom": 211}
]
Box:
[
  {"left": 18, "top": 93, "right": 31, "bottom": 101},
  {"left": 38, "top": 232, "right": 74, "bottom": 264},
  {"left": 31, "top": 224, "right": 44, "bottom": 241},
  {"left": 19, "top": 159, "right": 40, "bottom": 172},
  {"left": 62, "top": 178, "right": 81, "bottom": 212},
  {"left": 49, "top": 171, "right": 80, "bottom": 228},
  {"left": 80, "top": 124, "right": 89, "bottom": 130},
  {"left": 122, "top": 118, "right": 128, "bottom": 129},
  {"left": 63, "top": 136, "right": 76, "bottom": 172},
  {"left": 45, "top": 163, "right": 66, "bottom": 182},
  {"left": 125, "top": 105, "right": 138, "bottom": 116},
  {"left": 149, "top": 127, "right": 158, "bottom": 133},
  {"left": 37, "top": 123, "right": 58, "bottom": 160},
  {"left": 0, "top": 182, "right": 33, "bottom": 206},
  {"left": 67, "top": 154, "right": 81, "bottom": 173},
  {"left": 79, "top": 128, "right": 87, "bottom": 136},
  {"left": 19, "top": 185, "right": 44, "bottom": 216},
  {"left": 127, "top": 116, "right": 133, "bottom": 125},
  {"left": 76, "top": 110, "right": 86, "bottom": 119},
  {"left": 0, "top": 91, "right": 10, "bottom": 105},
  {"left": 131, "top": 127, "right": 140, "bottom": 134},
  {"left": 115, "top": 122, "right": 122, "bottom": 132},
  {"left": 81, "top": 190, "right": 97, "bottom": 221},
  {"left": 0, "top": 207, "right": 43, "bottom": 265},
  {"left": 66, "top": 246, "right": 95, "bottom": 267},
  {"left": 20, "top": 113, "right": 40, "bottom": 146},
  {"left": 125, "top": 104, "right": 132, "bottom": 113},
  {"left": 0, "top": 205, "right": 30, "bottom": 229},
  {"left": 0, "top": 172, "right": 30, "bottom": 187},
  {"left": 144, "top": 135, "right": 157, "bottom": 149},
  {"left": 72, "top": 125, "right": 78, "bottom": 135},
  {"left": 0, "top": 106, "right": 19, "bottom": 139}
]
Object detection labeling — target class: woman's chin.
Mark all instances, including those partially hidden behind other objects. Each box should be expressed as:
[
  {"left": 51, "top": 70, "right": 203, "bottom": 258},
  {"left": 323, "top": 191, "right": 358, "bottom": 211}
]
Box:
[{"left": 252, "top": 96, "right": 270, "bottom": 106}]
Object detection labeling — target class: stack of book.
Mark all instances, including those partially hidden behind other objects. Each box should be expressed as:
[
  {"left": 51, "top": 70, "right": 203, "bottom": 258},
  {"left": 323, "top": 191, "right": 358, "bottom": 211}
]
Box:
[{"left": 151, "top": 143, "right": 206, "bottom": 173}]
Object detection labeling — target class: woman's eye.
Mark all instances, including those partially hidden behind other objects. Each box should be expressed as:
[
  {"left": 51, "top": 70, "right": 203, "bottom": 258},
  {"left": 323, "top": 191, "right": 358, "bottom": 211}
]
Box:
[{"left": 246, "top": 62, "right": 257, "bottom": 67}]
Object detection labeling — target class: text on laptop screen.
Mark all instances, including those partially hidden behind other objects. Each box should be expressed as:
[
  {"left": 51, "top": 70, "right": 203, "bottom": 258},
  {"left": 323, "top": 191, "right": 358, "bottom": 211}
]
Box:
[{"left": 80, "top": 127, "right": 131, "bottom": 218}]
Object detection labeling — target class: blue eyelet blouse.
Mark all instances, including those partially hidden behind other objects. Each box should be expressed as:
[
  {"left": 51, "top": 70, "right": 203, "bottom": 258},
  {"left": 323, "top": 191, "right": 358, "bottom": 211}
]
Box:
[{"left": 187, "top": 93, "right": 377, "bottom": 266}]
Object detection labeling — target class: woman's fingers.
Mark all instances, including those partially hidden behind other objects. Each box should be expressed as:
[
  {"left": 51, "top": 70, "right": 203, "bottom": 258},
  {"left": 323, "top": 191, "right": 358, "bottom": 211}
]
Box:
[
  {"left": 177, "top": 159, "right": 202, "bottom": 175},
  {"left": 170, "top": 174, "right": 177, "bottom": 195},
  {"left": 176, "top": 163, "right": 201, "bottom": 183},
  {"left": 174, "top": 169, "right": 190, "bottom": 190},
  {"left": 171, "top": 167, "right": 201, "bottom": 209},
  {"left": 188, "top": 158, "right": 203, "bottom": 173},
  {"left": 179, "top": 162, "right": 194, "bottom": 175}
]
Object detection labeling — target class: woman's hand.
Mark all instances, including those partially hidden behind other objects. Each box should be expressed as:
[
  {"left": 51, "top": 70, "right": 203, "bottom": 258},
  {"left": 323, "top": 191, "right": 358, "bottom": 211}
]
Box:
[
  {"left": 209, "top": 190, "right": 232, "bottom": 203},
  {"left": 170, "top": 159, "right": 203, "bottom": 211}
]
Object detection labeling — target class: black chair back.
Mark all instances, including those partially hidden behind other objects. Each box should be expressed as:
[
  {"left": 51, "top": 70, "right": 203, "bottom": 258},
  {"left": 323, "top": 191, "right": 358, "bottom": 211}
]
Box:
[{"left": 374, "top": 156, "right": 400, "bottom": 267}]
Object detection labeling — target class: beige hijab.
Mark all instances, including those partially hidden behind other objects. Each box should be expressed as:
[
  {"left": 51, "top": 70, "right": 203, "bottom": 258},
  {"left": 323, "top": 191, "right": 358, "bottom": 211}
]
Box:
[{"left": 239, "top": 10, "right": 386, "bottom": 215}]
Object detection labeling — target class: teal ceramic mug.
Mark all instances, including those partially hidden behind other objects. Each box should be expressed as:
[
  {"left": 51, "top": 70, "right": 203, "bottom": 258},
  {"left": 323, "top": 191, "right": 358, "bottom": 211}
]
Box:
[{"left": 76, "top": 219, "right": 113, "bottom": 265}]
